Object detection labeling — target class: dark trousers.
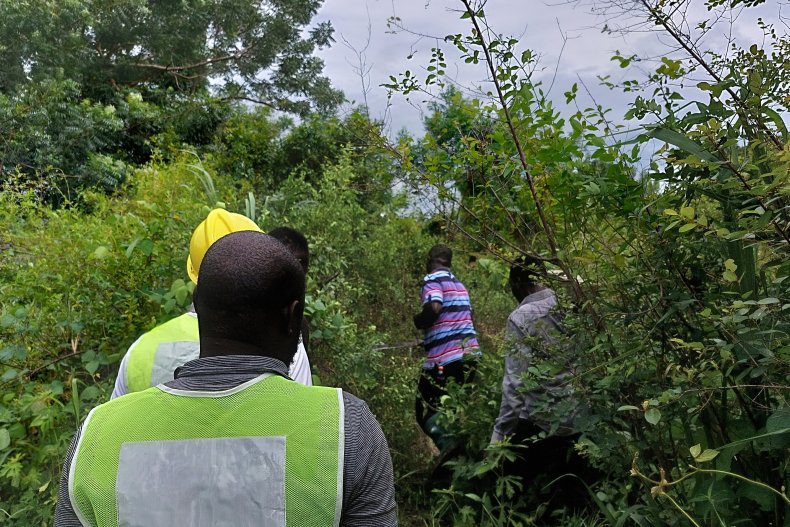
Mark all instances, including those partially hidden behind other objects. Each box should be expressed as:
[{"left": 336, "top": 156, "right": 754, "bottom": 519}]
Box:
[
  {"left": 415, "top": 359, "right": 476, "bottom": 433},
  {"left": 507, "top": 420, "right": 597, "bottom": 511}
]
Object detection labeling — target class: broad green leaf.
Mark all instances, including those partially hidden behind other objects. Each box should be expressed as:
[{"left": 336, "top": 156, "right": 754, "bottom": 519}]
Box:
[
  {"left": 0, "top": 428, "right": 9, "bottom": 450},
  {"left": 724, "top": 259, "right": 737, "bottom": 272},
  {"left": 678, "top": 223, "right": 696, "bottom": 233},
  {"left": 175, "top": 287, "right": 188, "bottom": 305},
  {"left": 757, "top": 298, "right": 779, "bottom": 305},
  {"left": 80, "top": 386, "right": 101, "bottom": 401},
  {"left": 645, "top": 408, "right": 661, "bottom": 425},
  {"left": 647, "top": 128, "right": 718, "bottom": 162},
  {"left": 617, "top": 405, "right": 640, "bottom": 412},
  {"left": 85, "top": 361, "right": 100, "bottom": 375},
  {"left": 139, "top": 239, "right": 154, "bottom": 256},
  {"left": 689, "top": 444, "right": 701, "bottom": 458},
  {"left": 125, "top": 237, "right": 141, "bottom": 258},
  {"left": 680, "top": 206, "right": 695, "bottom": 219},
  {"left": 92, "top": 246, "right": 109, "bottom": 259},
  {"left": 695, "top": 449, "right": 719, "bottom": 463}
]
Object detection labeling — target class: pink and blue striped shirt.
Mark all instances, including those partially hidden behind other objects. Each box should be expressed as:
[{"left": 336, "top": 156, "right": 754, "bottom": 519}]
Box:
[{"left": 420, "top": 268, "right": 480, "bottom": 368}]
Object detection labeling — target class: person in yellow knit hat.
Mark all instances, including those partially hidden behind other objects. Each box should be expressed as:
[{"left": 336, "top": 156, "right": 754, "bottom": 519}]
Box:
[
  {"left": 110, "top": 208, "right": 313, "bottom": 398},
  {"left": 55, "top": 231, "right": 397, "bottom": 526}
]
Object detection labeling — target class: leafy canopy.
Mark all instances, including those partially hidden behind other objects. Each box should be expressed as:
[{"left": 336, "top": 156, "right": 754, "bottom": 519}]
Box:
[{"left": 0, "top": 0, "right": 342, "bottom": 114}]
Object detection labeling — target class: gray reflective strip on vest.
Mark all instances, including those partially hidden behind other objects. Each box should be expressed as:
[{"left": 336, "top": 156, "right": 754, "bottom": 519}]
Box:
[
  {"left": 116, "top": 436, "right": 286, "bottom": 527},
  {"left": 150, "top": 341, "right": 200, "bottom": 387}
]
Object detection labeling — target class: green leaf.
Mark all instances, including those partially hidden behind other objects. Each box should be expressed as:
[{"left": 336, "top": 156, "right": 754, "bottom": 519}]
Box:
[
  {"left": 0, "top": 345, "right": 26, "bottom": 361},
  {"left": 689, "top": 444, "right": 701, "bottom": 458},
  {"left": 678, "top": 223, "right": 696, "bottom": 233},
  {"left": 617, "top": 405, "right": 640, "bottom": 412},
  {"left": 724, "top": 258, "right": 737, "bottom": 272},
  {"left": 0, "top": 428, "right": 10, "bottom": 450},
  {"left": 756, "top": 298, "right": 779, "bottom": 305},
  {"left": 92, "top": 246, "right": 110, "bottom": 259},
  {"left": 645, "top": 408, "right": 661, "bottom": 425},
  {"left": 163, "top": 298, "right": 176, "bottom": 313},
  {"left": 748, "top": 70, "right": 762, "bottom": 94},
  {"left": 80, "top": 385, "right": 101, "bottom": 401},
  {"left": 464, "top": 493, "right": 483, "bottom": 502},
  {"left": 139, "top": 239, "right": 154, "bottom": 256},
  {"left": 175, "top": 287, "right": 188, "bottom": 306},
  {"left": 125, "top": 237, "right": 141, "bottom": 258},
  {"left": 85, "top": 361, "right": 100, "bottom": 375},
  {"left": 761, "top": 107, "right": 788, "bottom": 141},
  {"left": 679, "top": 206, "right": 695, "bottom": 219},
  {"left": 739, "top": 482, "right": 774, "bottom": 511},
  {"left": 647, "top": 128, "right": 717, "bottom": 162},
  {"left": 695, "top": 449, "right": 719, "bottom": 463}
]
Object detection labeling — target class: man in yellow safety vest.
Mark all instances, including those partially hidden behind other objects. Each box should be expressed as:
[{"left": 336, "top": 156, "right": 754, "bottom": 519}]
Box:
[{"left": 55, "top": 231, "right": 397, "bottom": 526}]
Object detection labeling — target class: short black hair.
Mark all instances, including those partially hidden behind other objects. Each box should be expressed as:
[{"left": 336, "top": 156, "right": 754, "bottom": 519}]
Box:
[
  {"left": 269, "top": 226, "right": 309, "bottom": 273},
  {"left": 509, "top": 255, "right": 545, "bottom": 287},
  {"left": 269, "top": 227, "right": 308, "bottom": 255},
  {"left": 428, "top": 244, "right": 452, "bottom": 267},
  {"left": 195, "top": 231, "right": 305, "bottom": 341}
]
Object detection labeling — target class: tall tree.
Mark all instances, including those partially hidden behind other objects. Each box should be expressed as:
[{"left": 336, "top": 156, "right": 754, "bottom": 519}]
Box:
[{"left": 0, "top": 0, "right": 342, "bottom": 115}]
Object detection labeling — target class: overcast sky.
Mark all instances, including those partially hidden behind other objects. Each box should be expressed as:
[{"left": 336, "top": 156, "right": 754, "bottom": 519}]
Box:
[{"left": 314, "top": 0, "right": 776, "bottom": 139}]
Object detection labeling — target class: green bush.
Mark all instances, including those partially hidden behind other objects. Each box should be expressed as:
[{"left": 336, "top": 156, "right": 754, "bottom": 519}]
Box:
[{"left": 0, "top": 157, "right": 231, "bottom": 524}]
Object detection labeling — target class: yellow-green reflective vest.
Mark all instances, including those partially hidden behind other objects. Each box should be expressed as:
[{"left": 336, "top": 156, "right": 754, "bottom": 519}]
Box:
[
  {"left": 125, "top": 313, "right": 199, "bottom": 393},
  {"left": 69, "top": 374, "right": 343, "bottom": 527}
]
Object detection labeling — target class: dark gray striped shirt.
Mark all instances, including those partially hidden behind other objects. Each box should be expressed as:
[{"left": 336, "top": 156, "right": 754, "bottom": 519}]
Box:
[{"left": 54, "top": 355, "right": 397, "bottom": 526}]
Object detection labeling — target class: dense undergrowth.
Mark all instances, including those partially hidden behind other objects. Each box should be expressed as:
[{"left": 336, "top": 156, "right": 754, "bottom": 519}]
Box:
[{"left": 1, "top": 0, "right": 789, "bottom": 525}]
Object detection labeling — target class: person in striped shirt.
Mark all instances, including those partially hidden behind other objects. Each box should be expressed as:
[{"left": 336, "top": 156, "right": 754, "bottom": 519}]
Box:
[{"left": 413, "top": 245, "right": 480, "bottom": 440}]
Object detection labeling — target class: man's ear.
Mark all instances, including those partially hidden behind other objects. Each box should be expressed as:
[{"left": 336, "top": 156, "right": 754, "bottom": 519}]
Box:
[
  {"left": 284, "top": 300, "right": 303, "bottom": 336},
  {"left": 192, "top": 285, "right": 200, "bottom": 312}
]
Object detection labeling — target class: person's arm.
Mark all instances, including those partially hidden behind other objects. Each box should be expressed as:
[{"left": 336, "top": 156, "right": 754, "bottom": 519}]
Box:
[
  {"left": 341, "top": 394, "right": 397, "bottom": 527},
  {"left": 54, "top": 430, "right": 83, "bottom": 526},
  {"left": 413, "top": 300, "right": 442, "bottom": 330},
  {"left": 491, "top": 320, "right": 533, "bottom": 443},
  {"left": 414, "top": 275, "right": 444, "bottom": 330},
  {"left": 110, "top": 338, "right": 139, "bottom": 399}
]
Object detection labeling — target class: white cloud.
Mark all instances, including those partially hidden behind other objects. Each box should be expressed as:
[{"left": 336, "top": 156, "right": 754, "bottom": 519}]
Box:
[{"left": 314, "top": 0, "right": 781, "bottom": 138}]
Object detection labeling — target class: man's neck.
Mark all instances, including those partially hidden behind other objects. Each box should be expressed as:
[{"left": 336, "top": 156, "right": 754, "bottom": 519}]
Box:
[
  {"left": 198, "top": 336, "right": 297, "bottom": 366},
  {"left": 523, "top": 284, "right": 547, "bottom": 298},
  {"left": 199, "top": 336, "right": 270, "bottom": 359}
]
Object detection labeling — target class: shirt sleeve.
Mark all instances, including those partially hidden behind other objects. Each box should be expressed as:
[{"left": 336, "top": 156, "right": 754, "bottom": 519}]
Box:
[
  {"left": 491, "top": 319, "right": 533, "bottom": 443},
  {"left": 341, "top": 393, "right": 397, "bottom": 527},
  {"left": 54, "top": 430, "right": 83, "bottom": 527},
  {"left": 110, "top": 338, "right": 138, "bottom": 399},
  {"left": 421, "top": 277, "right": 443, "bottom": 306},
  {"left": 288, "top": 340, "right": 313, "bottom": 386}
]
